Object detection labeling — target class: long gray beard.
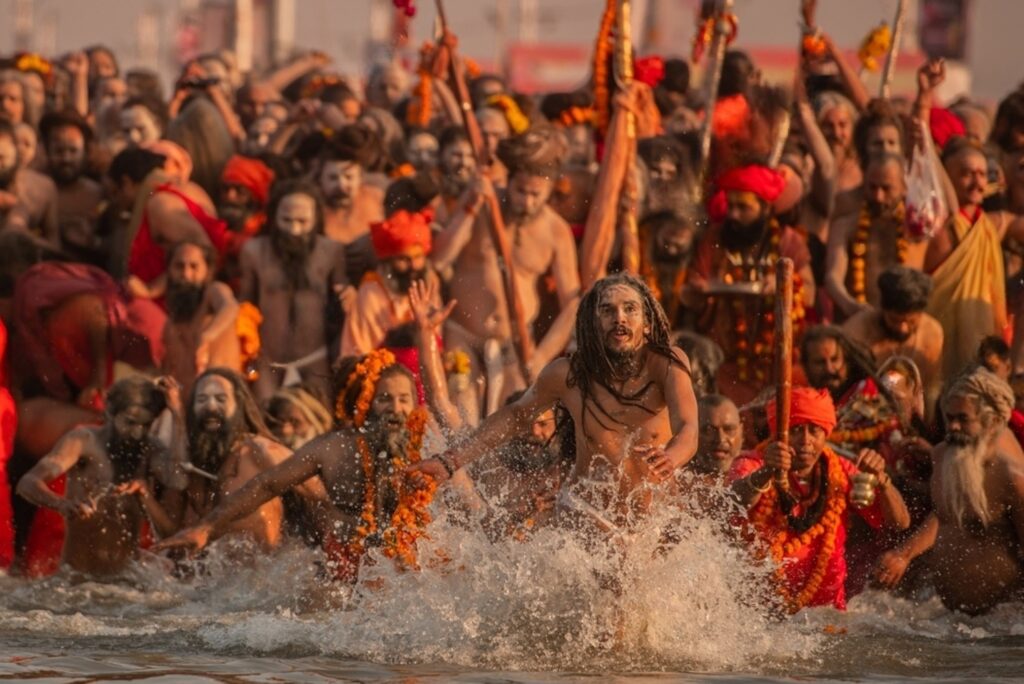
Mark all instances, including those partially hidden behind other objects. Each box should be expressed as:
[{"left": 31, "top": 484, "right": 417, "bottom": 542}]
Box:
[{"left": 938, "top": 435, "right": 993, "bottom": 528}]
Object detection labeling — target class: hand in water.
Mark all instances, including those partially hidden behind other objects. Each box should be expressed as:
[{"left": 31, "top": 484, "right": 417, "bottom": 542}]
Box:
[
  {"left": 874, "top": 549, "right": 910, "bottom": 588},
  {"left": 631, "top": 444, "right": 676, "bottom": 483},
  {"left": 152, "top": 524, "right": 212, "bottom": 556}
]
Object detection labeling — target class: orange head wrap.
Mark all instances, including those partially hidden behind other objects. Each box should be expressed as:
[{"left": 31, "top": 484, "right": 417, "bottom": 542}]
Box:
[
  {"left": 221, "top": 155, "right": 275, "bottom": 207},
  {"left": 717, "top": 163, "right": 787, "bottom": 205},
  {"left": 370, "top": 209, "right": 433, "bottom": 260},
  {"left": 766, "top": 386, "right": 837, "bottom": 436}
]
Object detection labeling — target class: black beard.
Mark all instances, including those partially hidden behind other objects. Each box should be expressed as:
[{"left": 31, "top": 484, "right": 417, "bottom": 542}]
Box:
[
  {"left": 386, "top": 267, "right": 427, "bottom": 294},
  {"left": 653, "top": 247, "right": 689, "bottom": 267},
  {"left": 323, "top": 191, "right": 352, "bottom": 209},
  {"left": 271, "top": 231, "right": 315, "bottom": 290},
  {"left": 440, "top": 169, "right": 470, "bottom": 197},
  {"left": 219, "top": 202, "right": 253, "bottom": 232},
  {"left": 50, "top": 164, "right": 82, "bottom": 187},
  {"left": 189, "top": 409, "right": 243, "bottom": 475},
  {"left": 166, "top": 281, "right": 207, "bottom": 322},
  {"left": 108, "top": 433, "right": 150, "bottom": 483},
  {"left": 0, "top": 166, "right": 15, "bottom": 189},
  {"left": 722, "top": 216, "right": 768, "bottom": 252},
  {"left": 364, "top": 411, "right": 409, "bottom": 457}
]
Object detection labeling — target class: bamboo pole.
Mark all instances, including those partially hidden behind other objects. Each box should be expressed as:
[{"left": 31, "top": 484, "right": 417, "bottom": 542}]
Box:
[
  {"left": 878, "top": 0, "right": 908, "bottom": 100},
  {"left": 774, "top": 257, "right": 794, "bottom": 495},
  {"left": 696, "top": 0, "right": 735, "bottom": 183},
  {"left": 617, "top": 0, "right": 641, "bottom": 275}
]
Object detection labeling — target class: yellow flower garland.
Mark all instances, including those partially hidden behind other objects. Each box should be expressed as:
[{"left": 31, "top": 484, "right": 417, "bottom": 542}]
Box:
[{"left": 849, "top": 202, "right": 906, "bottom": 304}]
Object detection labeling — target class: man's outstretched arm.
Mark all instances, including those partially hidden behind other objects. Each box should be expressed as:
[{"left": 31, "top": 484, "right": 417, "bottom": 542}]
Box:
[{"left": 408, "top": 358, "right": 568, "bottom": 484}]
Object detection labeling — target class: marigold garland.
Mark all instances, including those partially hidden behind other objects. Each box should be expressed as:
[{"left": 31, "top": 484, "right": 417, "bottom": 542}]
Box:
[
  {"left": 747, "top": 448, "right": 848, "bottom": 613},
  {"left": 829, "top": 416, "right": 901, "bottom": 446},
  {"left": 485, "top": 94, "right": 530, "bottom": 135},
  {"left": 557, "top": 106, "right": 596, "bottom": 128},
  {"left": 725, "top": 219, "right": 806, "bottom": 383},
  {"left": 849, "top": 201, "right": 906, "bottom": 304},
  {"left": 858, "top": 23, "right": 891, "bottom": 73},
  {"left": 324, "top": 407, "right": 436, "bottom": 581},
  {"left": 335, "top": 349, "right": 397, "bottom": 427},
  {"left": 236, "top": 302, "right": 262, "bottom": 380},
  {"left": 801, "top": 32, "right": 827, "bottom": 60},
  {"left": 692, "top": 12, "right": 739, "bottom": 64},
  {"left": 406, "top": 51, "right": 434, "bottom": 129}
]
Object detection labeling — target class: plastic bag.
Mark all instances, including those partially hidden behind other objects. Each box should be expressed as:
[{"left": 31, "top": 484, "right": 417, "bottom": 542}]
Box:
[{"left": 904, "top": 119, "right": 949, "bottom": 240}]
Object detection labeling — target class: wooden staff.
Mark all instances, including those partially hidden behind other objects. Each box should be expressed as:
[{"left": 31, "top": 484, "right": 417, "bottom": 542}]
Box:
[
  {"left": 774, "top": 257, "right": 794, "bottom": 494},
  {"left": 434, "top": 0, "right": 533, "bottom": 380},
  {"left": 696, "top": 0, "right": 735, "bottom": 184},
  {"left": 616, "top": 0, "right": 641, "bottom": 275},
  {"left": 878, "top": 0, "right": 908, "bottom": 100}
]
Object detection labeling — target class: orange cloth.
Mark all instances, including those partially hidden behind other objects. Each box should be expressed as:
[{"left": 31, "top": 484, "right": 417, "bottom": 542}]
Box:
[
  {"left": 370, "top": 209, "right": 433, "bottom": 260},
  {"left": 717, "top": 164, "right": 787, "bottom": 204},
  {"left": 221, "top": 155, "right": 275, "bottom": 207},
  {"left": 766, "top": 386, "right": 837, "bottom": 436}
]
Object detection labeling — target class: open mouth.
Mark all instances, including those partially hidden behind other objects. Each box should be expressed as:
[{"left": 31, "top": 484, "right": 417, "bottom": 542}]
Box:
[{"left": 608, "top": 328, "right": 631, "bottom": 343}]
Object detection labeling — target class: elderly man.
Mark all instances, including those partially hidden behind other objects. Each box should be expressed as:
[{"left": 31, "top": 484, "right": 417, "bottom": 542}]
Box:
[
  {"left": 340, "top": 209, "right": 441, "bottom": 357},
  {"left": 876, "top": 368, "right": 1024, "bottom": 615},
  {"left": 264, "top": 386, "right": 333, "bottom": 451},
  {"left": 239, "top": 180, "right": 347, "bottom": 400},
  {"left": 687, "top": 163, "right": 814, "bottom": 404},
  {"left": 161, "top": 241, "right": 241, "bottom": 396},
  {"left": 16, "top": 378, "right": 179, "bottom": 577},
  {"left": 155, "top": 352, "right": 430, "bottom": 582},
  {"left": 730, "top": 387, "right": 910, "bottom": 612},
  {"left": 842, "top": 266, "right": 944, "bottom": 421}
]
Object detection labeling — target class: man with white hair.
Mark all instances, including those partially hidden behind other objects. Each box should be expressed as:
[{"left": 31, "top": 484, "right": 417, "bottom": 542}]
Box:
[{"left": 875, "top": 367, "right": 1024, "bottom": 615}]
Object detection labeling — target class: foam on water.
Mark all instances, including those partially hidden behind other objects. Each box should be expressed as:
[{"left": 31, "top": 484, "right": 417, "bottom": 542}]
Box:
[{"left": 1, "top": 477, "right": 1023, "bottom": 679}]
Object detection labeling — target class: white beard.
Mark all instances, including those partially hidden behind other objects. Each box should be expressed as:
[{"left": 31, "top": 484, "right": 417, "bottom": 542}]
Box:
[{"left": 937, "top": 436, "right": 993, "bottom": 528}]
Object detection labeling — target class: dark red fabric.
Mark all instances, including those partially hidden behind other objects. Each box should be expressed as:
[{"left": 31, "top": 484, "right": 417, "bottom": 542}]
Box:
[
  {"left": 23, "top": 475, "right": 65, "bottom": 578},
  {"left": 14, "top": 262, "right": 166, "bottom": 401},
  {"left": 930, "top": 107, "right": 966, "bottom": 150},
  {"left": 128, "top": 183, "right": 232, "bottom": 284},
  {"left": 0, "top": 321, "right": 15, "bottom": 568}
]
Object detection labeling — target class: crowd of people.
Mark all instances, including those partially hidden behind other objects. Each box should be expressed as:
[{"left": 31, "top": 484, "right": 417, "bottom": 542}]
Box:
[{"left": 1, "top": 3, "right": 1023, "bottom": 622}]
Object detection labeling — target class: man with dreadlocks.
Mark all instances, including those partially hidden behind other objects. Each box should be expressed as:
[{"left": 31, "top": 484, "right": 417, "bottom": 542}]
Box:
[
  {"left": 409, "top": 272, "right": 698, "bottom": 535},
  {"left": 167, "top": 368, "right": 319, "bottom": 551},
  {"left": 155, "top": 351, "right": 440, "bottom": 582},
  {"left": 876, "top": 368, "right": 1024, "bottom": 615},
  {"left": 16, "top": 377, "right": 178, "bottom": 577}
]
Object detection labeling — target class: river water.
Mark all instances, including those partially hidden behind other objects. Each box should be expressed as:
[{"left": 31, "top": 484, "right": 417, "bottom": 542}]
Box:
[{"left": 1, "top": 494, "right": 1022, "bottom": 683}]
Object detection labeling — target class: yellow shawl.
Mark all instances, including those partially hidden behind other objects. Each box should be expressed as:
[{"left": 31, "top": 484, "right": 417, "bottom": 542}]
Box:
[{"left": 926, "top": 212, "right": 1007, "bottom": 379}]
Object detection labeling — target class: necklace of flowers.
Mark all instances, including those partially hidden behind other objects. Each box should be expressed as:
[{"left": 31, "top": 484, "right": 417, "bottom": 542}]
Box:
[
  {"left": 850, "top": 201, "right": 907, "bottom": 304},
  {"left": 725, "top": 219, "right": 805, "bottom": 383},
  {"left": 748, "top": 447, "right": 848, "bottom": 613}
]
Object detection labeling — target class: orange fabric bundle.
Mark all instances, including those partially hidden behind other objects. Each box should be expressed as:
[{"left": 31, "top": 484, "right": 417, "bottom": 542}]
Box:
[
  {"left": 717, "top": 163, "right": 787, "bottom": 204},
  {"left": 767, "top": 386, "right": 837, "bottom": 436},
  {"left": 221, "top": 155, "right": 275, "bottom": 207}
]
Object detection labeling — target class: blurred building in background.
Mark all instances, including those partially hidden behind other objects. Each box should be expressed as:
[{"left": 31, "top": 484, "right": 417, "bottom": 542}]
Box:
[{"left": 0, "top": 0, "right": 1019, "bottom": 104}]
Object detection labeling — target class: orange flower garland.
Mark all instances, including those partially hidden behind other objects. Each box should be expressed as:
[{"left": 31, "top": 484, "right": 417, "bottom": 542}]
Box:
[
  {"left": 748, "top": 448, "right": 848, "bottom": 613},
  {"left": 692, "top": 12, "right": 739, "bottom": 64},
  {"left": 801, "top": 32, "right": 827, "bottom": 60},
  {"left": 486, "top": 94, "right": 531, "bottom": 134},
  {"left": 335, "top": 349, "right": 397, "bottom": 427},
  {"left": 557, "top": 106, "right": 596, "bottom": 128},
  {"left": 325, "top": 406, "right": 436, "bottom": 580},
  {"left": 725, "top": 219, "right": 806, "bottom": 383},
  {"left": 830, "top": 416, "right": 901, "bottom": 446},
  {"left": 850, "top": 202, "right": 907, "bottom": 304}
]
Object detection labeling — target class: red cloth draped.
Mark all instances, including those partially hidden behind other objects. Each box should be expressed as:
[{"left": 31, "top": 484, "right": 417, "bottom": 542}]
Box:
[
  {"left": 128, "top": 183, "right": 233, "bottom": 284},
  {"left": 13, "top": 262, "right": 166, "bottom": 402},
  {"left": 221, "top": 155, "right": 275, "bottom": 207},
  {"left": 371, "top": 209, "right": 434, "bottom": 260},
  {"left": 717, "top": 164, "right": 787, "bottom": 204},
  {"left": 0, "top": 321, "right": 15, "bottom": 568}
]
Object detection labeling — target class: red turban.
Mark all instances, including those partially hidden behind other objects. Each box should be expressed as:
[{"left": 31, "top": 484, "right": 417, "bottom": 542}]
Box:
[
  {"left": 717, "top": 164, "right": 787, "bottom": 205},
  {"left": 221, "top": 155, "right": 275, "bottom": 207},
  {"left": 766, "top": 387, "right": 837, "bottom": 436},
  {"left": 633, "top": 56, "right": 665, "bottom": 89},
  {"left": 930, "top": 107, "right": 966, "bottom": 151},
  {"left": 371, "top": 209, "right": 433, "bottom": 260}
]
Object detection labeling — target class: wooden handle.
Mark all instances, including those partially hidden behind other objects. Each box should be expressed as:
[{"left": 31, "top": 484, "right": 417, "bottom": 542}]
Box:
[{"left": 774, "top": 257, "right": 794, "bottom": 492}]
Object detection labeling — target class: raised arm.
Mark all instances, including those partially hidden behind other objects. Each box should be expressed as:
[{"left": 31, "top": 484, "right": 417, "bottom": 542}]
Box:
[
  {"left": 822, "top": 33, "right": 870, "bottom": 112},
  {"left": 529, "top": 220, "right": 582, "bottom": 377},
  {"left": 431, "top": 176, "right": 488, "bottom": 273},
  {"left": 409, "top": 278, "right": 462, "bottom": 432},
  {"left": 824, "top": 212, "right": 864, "bottom": 317},
  {"left": 794, "top": 66, "right": 837, "bottom": 216}
]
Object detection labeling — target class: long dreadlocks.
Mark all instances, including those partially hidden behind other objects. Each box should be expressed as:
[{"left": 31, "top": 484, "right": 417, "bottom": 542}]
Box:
[{"left": 568, "top": 273, "right": 687, "bottom": 429}]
